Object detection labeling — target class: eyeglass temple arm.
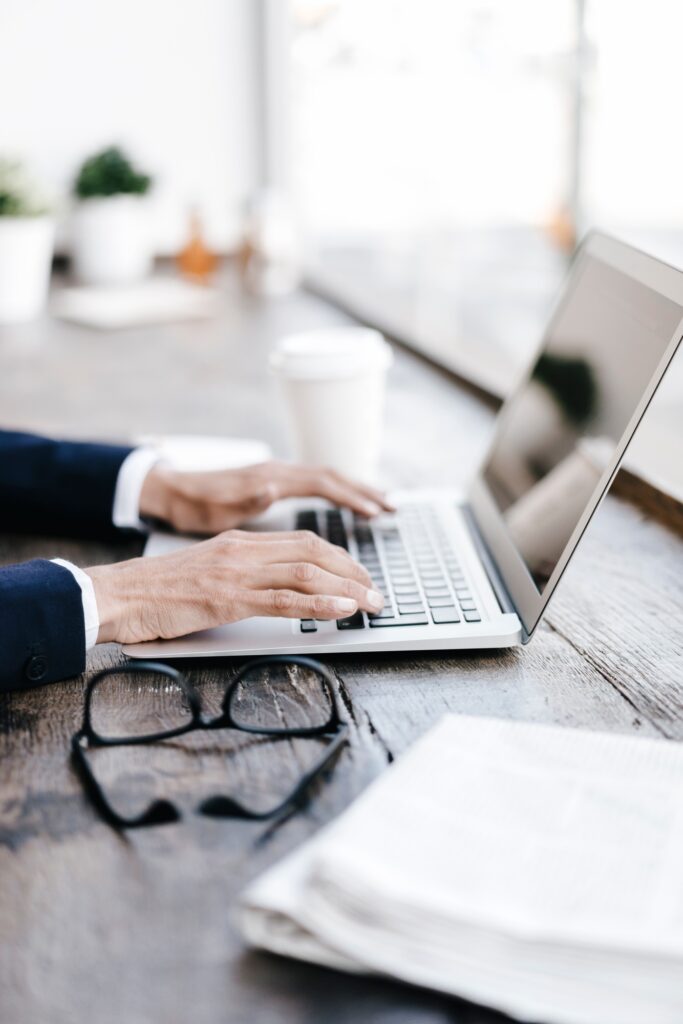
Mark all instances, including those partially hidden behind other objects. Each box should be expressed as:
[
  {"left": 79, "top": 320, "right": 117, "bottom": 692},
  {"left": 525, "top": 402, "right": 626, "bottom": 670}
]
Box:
[
  {"left": 71, "top": 733, "right": 180, "bottom": 829},
  {"left": 83, "top": 661, "right": 201, "bottom": 737}
]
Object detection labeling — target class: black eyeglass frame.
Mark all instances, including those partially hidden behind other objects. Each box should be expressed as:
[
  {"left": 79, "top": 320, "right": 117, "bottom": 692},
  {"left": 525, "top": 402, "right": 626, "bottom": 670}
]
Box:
[{"left": 71, "top": 656, "right": 348, "bottom": 830}]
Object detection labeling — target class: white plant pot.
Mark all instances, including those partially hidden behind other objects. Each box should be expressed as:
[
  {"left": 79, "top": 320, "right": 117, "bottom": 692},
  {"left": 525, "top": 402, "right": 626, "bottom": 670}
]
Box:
[
  {"left": 0, "top": 216, "right": 55, "bottom": 323},
  {"left": 71, "top": 195, "right": 152, "bottom": 285}
]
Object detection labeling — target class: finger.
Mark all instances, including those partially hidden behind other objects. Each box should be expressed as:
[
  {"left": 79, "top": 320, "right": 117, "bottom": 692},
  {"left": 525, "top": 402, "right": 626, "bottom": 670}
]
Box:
[
  {"left": 240, "top": 563, "right": 384, "bottom": 612},
  {"left": 327, "top": 469, "right": 395, "bottom": 512},
  {"left": 230, "top": 533, "right": 374, "bottom": 588},
  {"left": 263, "top": 464, "right": 387, "bottom": 517},
  {"left": 222, "top": 529, "right": 373, "bottom": 583},
  {"left": 244, "top": 588, "right": 359, "bottom": 621},
  {"left": 214, "top": 482, "right": 278, "bottom": 525},
  {"left": 294, "top": 469, "right": 389, "bottom": 517}
]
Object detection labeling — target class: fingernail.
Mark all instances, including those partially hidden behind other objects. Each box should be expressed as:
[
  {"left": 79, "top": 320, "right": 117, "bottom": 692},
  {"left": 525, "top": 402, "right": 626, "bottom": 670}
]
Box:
[
  {"left": 367, "top": 589, "right": 384, "bottom": 610},
  {"left": 363, "top": 501, "right": 381, "bottom": 516},
  {"left": 335, "top": 597, "right": 357, "bottom": 613}
]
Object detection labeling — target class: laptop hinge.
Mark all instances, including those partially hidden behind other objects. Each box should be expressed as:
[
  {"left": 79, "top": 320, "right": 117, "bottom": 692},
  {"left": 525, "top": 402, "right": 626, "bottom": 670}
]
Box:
[{"left": 461, "top": 503, "right": 531, "bottom": 644}]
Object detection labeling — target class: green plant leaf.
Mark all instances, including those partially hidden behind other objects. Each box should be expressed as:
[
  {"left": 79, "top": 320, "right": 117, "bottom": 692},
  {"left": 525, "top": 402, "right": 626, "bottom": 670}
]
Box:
[{"left": 74, "top": 146, "right": 152, "bottom": 199}]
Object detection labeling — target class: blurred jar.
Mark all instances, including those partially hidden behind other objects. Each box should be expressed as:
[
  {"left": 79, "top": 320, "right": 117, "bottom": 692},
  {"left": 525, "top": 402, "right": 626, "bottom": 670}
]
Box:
[
  {"left": 71, "top": 195, "right": 152, "bottom": 286},
  {"left": 0, "top": 216, "right": 54, "bottom": 323},
  {"left": 0, "top": 158, "right": 55, "bottom": 323}
]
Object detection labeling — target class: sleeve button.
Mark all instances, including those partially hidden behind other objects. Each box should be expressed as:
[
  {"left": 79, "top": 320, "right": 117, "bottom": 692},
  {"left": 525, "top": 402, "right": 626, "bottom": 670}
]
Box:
[{"left": 25, "top": 655, "right": 48, "bottom": 682}]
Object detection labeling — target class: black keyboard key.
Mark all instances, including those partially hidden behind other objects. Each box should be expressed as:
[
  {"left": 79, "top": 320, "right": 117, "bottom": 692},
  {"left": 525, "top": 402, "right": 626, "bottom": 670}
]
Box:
[
  {"left": 398, "top": 602, "right": 425, "bottom": 615},
  {"left": 326, "top": 510, "right": 349, "bottom": 550},
  {"left": 368, "top": 613, "right": 428, "bottom": 628},
  {"left": 464, "top": 611, "right": 481, "bottom": 623},
  {"left": 295, "top": 510, "right": 320, "bottom": 534},
  {"left": 431, "top": 607, "right": 461, "bottom": 624},
  {"left": 336, "top": 611, "right": 365, "bottom": 630},
  {"left": 300, "top": 619, "right": 317, "bottom": 633}
]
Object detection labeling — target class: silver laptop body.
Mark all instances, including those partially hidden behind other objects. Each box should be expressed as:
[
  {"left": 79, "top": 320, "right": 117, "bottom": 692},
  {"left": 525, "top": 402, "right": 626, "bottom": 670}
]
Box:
[{"left": 124, "top": 233, "right": 683, "bottom": 661}]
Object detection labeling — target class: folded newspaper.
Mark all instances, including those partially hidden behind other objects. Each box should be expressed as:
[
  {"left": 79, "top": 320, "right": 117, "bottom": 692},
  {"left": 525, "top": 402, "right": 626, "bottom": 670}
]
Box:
[{"left": 240, "top": 715, "right": 683, "bottom": 1024}]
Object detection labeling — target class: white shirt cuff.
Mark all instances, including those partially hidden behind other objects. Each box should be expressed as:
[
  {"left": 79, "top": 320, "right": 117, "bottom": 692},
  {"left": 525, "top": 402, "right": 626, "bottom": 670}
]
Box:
[
  {"left": 52, "top": 558, "right": 100, "bottom": 650},
  {"left": 112, "top": 446, "right": 161, "bottom": 531}
]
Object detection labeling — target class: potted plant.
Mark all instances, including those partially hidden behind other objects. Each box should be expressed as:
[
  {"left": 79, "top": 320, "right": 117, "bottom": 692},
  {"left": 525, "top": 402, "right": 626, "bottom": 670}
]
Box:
[
  {"left": 0, "top": 158, "right": 55, "bottom": 323},
  {"left": 71, "top": 146, "right": 153, "bottom": 285}
]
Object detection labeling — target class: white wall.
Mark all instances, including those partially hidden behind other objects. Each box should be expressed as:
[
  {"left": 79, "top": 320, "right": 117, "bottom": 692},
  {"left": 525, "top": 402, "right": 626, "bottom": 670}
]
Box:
[{"left": 0, "top": 0, "right": 261, "bottom": 253}]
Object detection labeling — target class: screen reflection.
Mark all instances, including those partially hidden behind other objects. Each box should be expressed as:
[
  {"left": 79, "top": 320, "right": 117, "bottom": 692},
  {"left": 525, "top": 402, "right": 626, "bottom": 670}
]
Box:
[{"left": 484, "top": 255, "right": 681, "bottom": 590}]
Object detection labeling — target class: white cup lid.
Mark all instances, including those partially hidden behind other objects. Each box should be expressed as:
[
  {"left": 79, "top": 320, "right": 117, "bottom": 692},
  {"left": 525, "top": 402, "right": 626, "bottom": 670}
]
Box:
[{"left": 269, "top": 327, "right": 393, "bottom": 380}]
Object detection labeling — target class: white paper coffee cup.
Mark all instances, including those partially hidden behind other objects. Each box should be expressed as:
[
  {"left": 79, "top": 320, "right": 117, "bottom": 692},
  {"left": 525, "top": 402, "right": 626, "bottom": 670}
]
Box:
[{"left": 269, "top": 327, "right": 393, "bottom": 483}]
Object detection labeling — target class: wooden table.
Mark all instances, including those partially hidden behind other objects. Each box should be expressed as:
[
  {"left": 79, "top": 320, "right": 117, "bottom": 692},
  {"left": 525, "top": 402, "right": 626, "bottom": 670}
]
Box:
[{"left": 1, "top": 271, "right": 682, "bottom": 1024}]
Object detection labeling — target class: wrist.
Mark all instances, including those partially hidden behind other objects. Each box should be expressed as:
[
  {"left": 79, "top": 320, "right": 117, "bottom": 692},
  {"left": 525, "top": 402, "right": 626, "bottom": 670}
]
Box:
[
  {"left": 85, "top": 564, "right": 130, "bottom": 644},
  {"left": 138, "top": 463, "right": 177, "bottom": 523}
]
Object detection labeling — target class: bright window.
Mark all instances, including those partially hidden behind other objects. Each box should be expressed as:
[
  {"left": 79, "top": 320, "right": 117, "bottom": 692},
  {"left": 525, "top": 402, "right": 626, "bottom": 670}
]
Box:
[{"left": 286, "top": 0, "right": 683, "bottom": 395}]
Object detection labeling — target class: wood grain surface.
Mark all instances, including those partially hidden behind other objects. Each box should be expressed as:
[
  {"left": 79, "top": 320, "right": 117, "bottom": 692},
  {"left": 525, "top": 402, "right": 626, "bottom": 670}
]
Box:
[{"left": 0, "top": 271, "right": 681, "bottom": 1024}]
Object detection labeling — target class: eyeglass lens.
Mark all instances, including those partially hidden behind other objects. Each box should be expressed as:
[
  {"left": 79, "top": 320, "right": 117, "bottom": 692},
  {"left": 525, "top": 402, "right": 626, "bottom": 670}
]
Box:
[
  {"left": 89, "top": 668, "right": 193, "bottom": 740},
  {"left": 228, "top": 660, "right": 335, "bottom": 733}
]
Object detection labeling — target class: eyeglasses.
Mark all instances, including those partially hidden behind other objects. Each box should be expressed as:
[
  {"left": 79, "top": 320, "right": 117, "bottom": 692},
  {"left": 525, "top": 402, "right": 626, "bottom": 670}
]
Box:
[{"left": 71, "top": 656, "right": 348, "bottom": 830}]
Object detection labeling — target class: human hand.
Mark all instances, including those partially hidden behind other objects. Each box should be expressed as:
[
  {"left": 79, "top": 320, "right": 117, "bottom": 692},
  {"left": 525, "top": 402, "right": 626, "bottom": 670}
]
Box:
[
  {"left": 138, "top": 460, "right": 393, "bottom": 535},
  {"left": 86, "top": 528, "right": 384, "bottom": 644}
]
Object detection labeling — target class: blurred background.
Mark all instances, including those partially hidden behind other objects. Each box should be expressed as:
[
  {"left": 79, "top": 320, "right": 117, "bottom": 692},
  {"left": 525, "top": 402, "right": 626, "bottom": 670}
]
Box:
[{"left": 0, "top": 0, "right": 680, "bottom": 489}]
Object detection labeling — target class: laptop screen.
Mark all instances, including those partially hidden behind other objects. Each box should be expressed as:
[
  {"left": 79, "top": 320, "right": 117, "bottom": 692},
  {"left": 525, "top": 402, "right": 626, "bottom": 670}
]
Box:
[{"left": 483, "top": 253, "right": 682, "bottom": 592}]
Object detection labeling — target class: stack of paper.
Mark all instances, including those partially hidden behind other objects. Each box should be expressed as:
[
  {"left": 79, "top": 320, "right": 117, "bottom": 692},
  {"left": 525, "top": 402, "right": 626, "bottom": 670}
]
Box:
[
  {"left": 52, "top": 279, "right": 220, "bottom": 329},
  {"left": 240, "top": 715, "right": 683, "bottom": 1024}
]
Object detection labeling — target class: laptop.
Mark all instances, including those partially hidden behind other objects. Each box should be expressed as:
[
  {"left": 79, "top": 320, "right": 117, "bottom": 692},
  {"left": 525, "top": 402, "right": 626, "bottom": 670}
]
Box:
[{"left": 124, "top": 233, "right": 683, "bottom": 661}]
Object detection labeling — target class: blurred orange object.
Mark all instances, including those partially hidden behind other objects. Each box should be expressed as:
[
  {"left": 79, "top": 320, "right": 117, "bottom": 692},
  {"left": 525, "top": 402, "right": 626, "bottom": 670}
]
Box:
[
  {"left": 176, "top": 207, "right": 219, "bottom": 282},
  {"left": 545, "top": 206, "right": 577, "bottom": 254}
]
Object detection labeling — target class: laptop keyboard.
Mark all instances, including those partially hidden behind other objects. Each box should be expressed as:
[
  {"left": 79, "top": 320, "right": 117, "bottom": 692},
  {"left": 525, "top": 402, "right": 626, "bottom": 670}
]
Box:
[{"left": 295, "top": 506, "right": 481, "bottom": 632}]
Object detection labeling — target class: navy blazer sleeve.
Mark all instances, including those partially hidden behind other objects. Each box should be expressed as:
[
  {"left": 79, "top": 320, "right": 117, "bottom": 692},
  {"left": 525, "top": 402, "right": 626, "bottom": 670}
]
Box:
[
  {"left": 0, "top": 430, "right": 135, "bottom": 691},
  {"left": 0, "top": 559, "right": 87, "bottom": 690},
  {"left": 0, "top": 430, "right": 133, "bottom": 540}
]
